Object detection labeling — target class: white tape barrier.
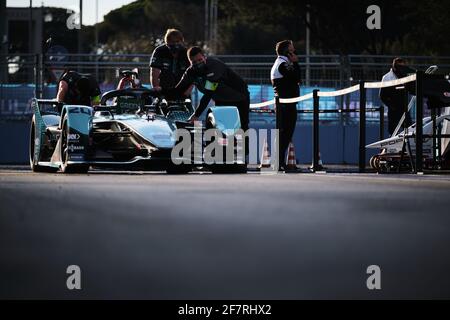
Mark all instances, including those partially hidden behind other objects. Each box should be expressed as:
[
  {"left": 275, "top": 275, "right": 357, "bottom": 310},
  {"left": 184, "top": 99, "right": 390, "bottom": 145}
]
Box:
[
  {"left": 249, "top": 74, "right": 417, "bottom": 109},
  {"left": 364, "top": 74, "right": 416, "bottom": 89},
  {"left": 249, "top": 93, "right": 314, "bottom": 109},
  {"left": 279, "top": 93, "right": 314, "bottom": 104},
  {"left": 317, "top": 84, "right": 360, "bottom": 97},
  {"left": 249, "top": 100, "right": 275, "bottom": 109}
]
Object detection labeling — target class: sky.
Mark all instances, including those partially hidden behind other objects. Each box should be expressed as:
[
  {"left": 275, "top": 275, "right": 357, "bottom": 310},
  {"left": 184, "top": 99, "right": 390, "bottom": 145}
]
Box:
[{"left": 6, "top": 0, "right": 138, "bottom": 25}]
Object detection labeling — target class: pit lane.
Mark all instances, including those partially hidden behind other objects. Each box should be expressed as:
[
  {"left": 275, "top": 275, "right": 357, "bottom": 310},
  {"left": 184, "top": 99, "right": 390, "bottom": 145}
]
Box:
[{"left": 1, "top": 167, "right": 450, "bottom": 299}]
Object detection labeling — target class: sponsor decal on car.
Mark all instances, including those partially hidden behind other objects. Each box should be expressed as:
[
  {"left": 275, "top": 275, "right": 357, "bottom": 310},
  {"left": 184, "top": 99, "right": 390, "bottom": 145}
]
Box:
[
  {"left": 152, "top": 131, "right": 174, "bottom": 142},
  {"left": 69, "top": 145, "right": 85, "bottom": 152},
  {"left": 69, "top": 154, "right": 85, "bottom": 161},
  {"left": 380, "top": 138, "right": 403, "bottom": 147},
  {"left": 68, "top": 134, "right": 80, "bottom": 141}
]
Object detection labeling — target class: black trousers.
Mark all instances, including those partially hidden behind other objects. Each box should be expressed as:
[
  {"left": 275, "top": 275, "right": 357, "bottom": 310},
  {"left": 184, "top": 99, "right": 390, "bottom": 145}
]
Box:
[
  {"left": 276, "top": 103, "right": 298, "bottom": 166},
  {"left": 216, "top": 96, "right": 250, "bottom": 132},
  {"left": 388, "top": 106, "right": 412, "bottom": 135}
]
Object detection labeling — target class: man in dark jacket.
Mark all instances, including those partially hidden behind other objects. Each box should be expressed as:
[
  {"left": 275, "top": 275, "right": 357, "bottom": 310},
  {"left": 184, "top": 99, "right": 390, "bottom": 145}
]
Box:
[
  {"left": 379, "top": 58, "right": 414, "bottom": 135},
  {"left": 168, "top": 46, "right": 250, "bottom": 131},
  {"left": 56, "top": 70, "right": 101, "bottom": 107},
  {"left": 270, "top": 40, "right": 301, "bottom": 170},
  {"left": 149, "top": 28, "right": 191, "bottom": 99}
]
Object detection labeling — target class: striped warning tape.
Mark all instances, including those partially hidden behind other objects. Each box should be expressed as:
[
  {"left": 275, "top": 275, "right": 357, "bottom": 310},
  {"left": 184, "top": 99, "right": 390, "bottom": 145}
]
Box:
[
  {"left": 364, "top": 74, "right": 416, "bottom": 89},
  {"left": 249, "top": 74, "right": 417, "bottom": 109}
]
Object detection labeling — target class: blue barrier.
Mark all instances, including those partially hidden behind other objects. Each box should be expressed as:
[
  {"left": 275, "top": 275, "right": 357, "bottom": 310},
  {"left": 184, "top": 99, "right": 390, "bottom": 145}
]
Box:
[
  {"left": 0, "top": 83, "right": 386, "bottom": 165},
  {"left": 0, "top": 83, "right": 384, "bottom": 121}
]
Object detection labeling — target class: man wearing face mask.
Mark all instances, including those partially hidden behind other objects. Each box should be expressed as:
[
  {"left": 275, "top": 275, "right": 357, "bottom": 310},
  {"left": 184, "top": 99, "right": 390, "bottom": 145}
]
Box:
[
  {"left": 168, "top": 46, "right": 250, "bottom": 131},
  {"left": 380, "top": 58, "right": 415, "bottom": 135},
  {"left": 149, "top": 28, "right": 192, "bottom": 98}
]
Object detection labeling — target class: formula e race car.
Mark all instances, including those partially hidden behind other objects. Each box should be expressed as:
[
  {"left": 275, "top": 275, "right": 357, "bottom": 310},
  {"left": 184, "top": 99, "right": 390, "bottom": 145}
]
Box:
[
  {"left": 366, "top": 110, "right": 450, "bottom": 173},
  {"left": 29, "top": 88, "right": 246, "bottom": 174}
]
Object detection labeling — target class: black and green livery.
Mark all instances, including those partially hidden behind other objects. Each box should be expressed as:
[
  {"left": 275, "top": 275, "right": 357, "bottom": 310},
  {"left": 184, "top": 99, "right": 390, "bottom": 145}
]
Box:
[{"left": 29, "top": 88, "right": 246, "bottom": 174}]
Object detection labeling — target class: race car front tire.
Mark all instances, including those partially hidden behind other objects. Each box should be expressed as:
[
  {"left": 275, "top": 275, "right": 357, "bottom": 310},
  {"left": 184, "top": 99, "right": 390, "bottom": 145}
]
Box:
[
  {"left": 29, "top": 118, "right": 58, "bottom": 173},
  {"left": 210, "top": 164, "right": 248, "bottom": 174}
]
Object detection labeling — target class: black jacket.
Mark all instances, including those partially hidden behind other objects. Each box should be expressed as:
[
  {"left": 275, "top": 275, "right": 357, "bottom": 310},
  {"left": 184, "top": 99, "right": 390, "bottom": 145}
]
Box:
[
  {"left": 270, "top": 56, "right": 301, "bottom": 99},
  {"left": 172, "top": 57, "right": 249, "bottom": 117},
  {"left": 59, "top": 71, "right": 100, "bottom": 106},
  {"left": 149, "top": 44, "right": 190, "bottom": 89}
]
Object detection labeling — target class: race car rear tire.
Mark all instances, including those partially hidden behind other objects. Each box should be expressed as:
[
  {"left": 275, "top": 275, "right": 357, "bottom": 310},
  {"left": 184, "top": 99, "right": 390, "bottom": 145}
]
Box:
[
  {"left": 60, "top": 117, "right": 89, "bottom": 174},
  {"left": 166, "top": 163, "right": 191, "bottom": 174},
  {"left": 210, "top": 164, "right": 248, "bottom": 174},
  {"left": 29, "top": 119, "right": 58, "bottom": 173}
]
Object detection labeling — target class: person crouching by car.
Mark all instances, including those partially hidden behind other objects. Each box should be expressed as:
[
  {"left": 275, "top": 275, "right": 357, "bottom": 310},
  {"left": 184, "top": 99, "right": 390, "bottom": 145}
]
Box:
[
  {"left": 270, "top": 40, "right": 301, "bottom": 171},
  {"left": 56, "top": 69, "right": 101, "bottom": 107},
  {"left": 149, "top": 28, "right": 192, "bottom": 100},
  {"left": 380, "top": 58, "right": 415, "bottom": 135},
  {"left": 166, "top": 46, "right": 250, "bottom": 132}
]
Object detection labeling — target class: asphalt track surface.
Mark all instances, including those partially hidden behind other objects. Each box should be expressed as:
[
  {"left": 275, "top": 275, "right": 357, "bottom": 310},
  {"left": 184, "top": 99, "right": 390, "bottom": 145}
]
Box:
[{"left": 1, "top": 167, "right": 450, "bottom": 299}]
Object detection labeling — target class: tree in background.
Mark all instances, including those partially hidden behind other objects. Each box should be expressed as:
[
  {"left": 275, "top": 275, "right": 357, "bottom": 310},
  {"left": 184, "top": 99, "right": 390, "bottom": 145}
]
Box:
[
  {"left": 48, "top": 0, "right": 450, "bottom": 56},
  {"left": 93, "top": 0, "right": 205, "bottom": 54}
]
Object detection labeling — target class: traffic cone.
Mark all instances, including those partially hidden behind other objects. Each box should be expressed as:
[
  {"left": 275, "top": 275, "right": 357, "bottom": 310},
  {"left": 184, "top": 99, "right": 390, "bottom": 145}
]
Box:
[
  {"left": 259, "top": 139, "right": 271, "bottom": 169},
  {"left": 285, "top": 142, "right": 298, "bottom": 172}
]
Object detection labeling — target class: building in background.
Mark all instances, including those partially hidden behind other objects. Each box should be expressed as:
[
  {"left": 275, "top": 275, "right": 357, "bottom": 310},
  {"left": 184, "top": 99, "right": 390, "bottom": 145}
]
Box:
[
  {"left": 4, "top": 6, "right": 43, "bottom": 54},
  {"left": 2, "top": 6, "right": 43, "bottom": 83}
]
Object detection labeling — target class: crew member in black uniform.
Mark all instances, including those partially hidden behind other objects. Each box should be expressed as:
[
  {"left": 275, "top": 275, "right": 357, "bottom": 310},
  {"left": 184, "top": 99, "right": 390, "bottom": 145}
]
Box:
[
  {"left": 56, "top": 70, "right": 101, "bottom": 107},
  {"left": 168, "top": 46, "right": 250, "bottom": 132},
  {"left": 270, "top": 40, "right": 301, "bottom": 170},
  {"left": 149, "top": 28, "right": 191, "bottom": 99}
]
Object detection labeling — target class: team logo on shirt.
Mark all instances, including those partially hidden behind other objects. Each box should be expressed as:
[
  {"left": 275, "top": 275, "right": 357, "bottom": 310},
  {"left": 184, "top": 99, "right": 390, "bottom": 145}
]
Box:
[{"left": 205, "top": 80, "right": 219, "bottom": 91}]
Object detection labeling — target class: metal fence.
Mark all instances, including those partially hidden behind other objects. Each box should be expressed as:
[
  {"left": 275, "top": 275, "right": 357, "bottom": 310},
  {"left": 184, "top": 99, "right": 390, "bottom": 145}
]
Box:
[
  {"left": 1, "top": 53, "right": 448, "bottom": 122},
  {"left": 0, "top": 53, "right": 345, "bottom": 87},
  {"left": 3, "top": 53, "right": 449, "bottom": 86}
]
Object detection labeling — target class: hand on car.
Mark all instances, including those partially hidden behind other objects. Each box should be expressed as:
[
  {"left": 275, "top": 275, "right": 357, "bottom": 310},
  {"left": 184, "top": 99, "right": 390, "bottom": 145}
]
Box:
[{"left": 188, "top": 115, "right": 199, "bottom": 123}]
